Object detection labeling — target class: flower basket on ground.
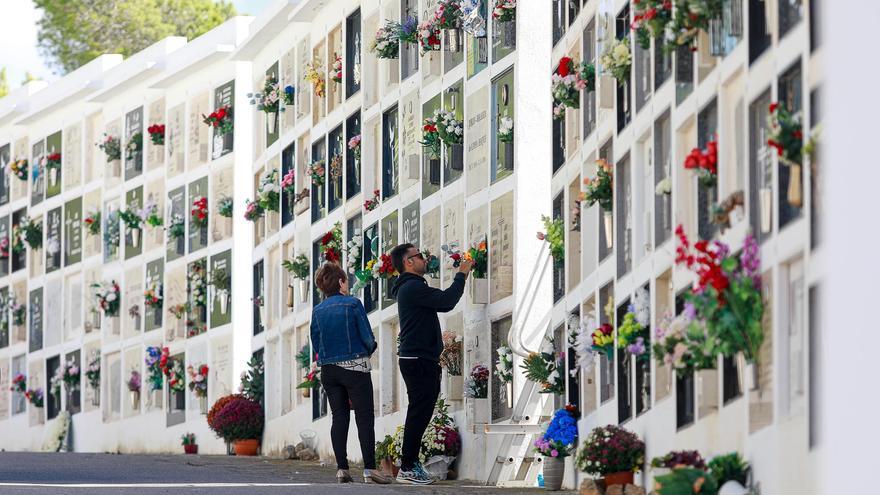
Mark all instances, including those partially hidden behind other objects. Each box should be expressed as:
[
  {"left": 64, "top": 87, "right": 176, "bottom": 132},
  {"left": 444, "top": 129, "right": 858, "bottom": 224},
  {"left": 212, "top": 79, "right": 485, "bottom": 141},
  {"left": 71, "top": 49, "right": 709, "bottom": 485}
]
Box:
[
  {"left": 520, "top": 337, "right": 565, "bottom": 395},
  {"left": 208, "top": 395, "right": 264, "bottom": 455},
  {"left": 182, "top": 433, "right": 198, "bottom": 455},
  {"left": 651, "top": 450, "right": 707, "bottom": 471},
  {"left": 372, "top": 21, "right": 401, "bottom": 59},
  {"left": 375, "top": 434, "right": 398, "bottom": 476},
  {"left": 576, "top": 424, "right": 645, "bottom": 487},
  {"left": 392, "top": 398, "right": 460, "bottom": 479},
  {"left": 92, "top": 280, "right": 121, "bottom": 317},
  {"left": 202, "top": 105, "right": 233, "bottom": 135},
  {"left": 654, "top": 467, "right": 719, "bottom": 495},
  {"left": 147, "top": 124, "right": 165, "bottom": 146},
  {"left": 707, "top": 452, "right": 749, "bottom": 490},
  {"left": 600, "top": 37, "right": 632, "bottom": 84},
  {"left": 535, "top": 406, "right": 579, "bottom": 490}
]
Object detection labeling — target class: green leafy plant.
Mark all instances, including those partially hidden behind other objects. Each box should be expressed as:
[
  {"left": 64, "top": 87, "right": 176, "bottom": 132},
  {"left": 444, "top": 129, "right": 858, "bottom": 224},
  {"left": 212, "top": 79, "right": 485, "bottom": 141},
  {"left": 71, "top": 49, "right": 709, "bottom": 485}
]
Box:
[
  {"left": 117, "top": 208, "right": 143, "bottom": 230},
  {"left": 538, "top": 215, "right": 564, "bottom": 265},
  {"left": 282, "top": 254, "right": 311, "bottom": 280},
  {"left": 210, "top": 268, "right": 230, "bottom": 291},
  {"left": 294, "top": 345, "right": 310, "bottom": 371},
  {"left": 375, "top": 434, "right": 396, "bottom": 461},
  {"left": 239, "top": 354, "right": 264, "bottom": 406},
  {"left": 217, "top": 196, "right": 234, "bottom": 218},
  {"left": 520, "top": 337, "right": 564, "bottom": 395},
  {"left": 708, "top": 453, "right": 749, "bottom": 486},
  {"left": 181, "top": 433, "right": 196, "bottom": 446},
  {"left": 654, "top": 467, "right": 719, "bottom": 495}
]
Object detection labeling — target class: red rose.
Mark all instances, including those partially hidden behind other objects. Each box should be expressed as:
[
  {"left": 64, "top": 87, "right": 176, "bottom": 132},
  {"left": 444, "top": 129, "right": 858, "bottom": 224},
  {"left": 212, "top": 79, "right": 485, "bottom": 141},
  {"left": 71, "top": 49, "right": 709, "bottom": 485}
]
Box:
[
  {"left": 557, "top": 57, "right": 572, "bottom": 77},
  {"left": 769, "top": 103, "right": 779, "bottom": 113},
  {"left": 215, "top": 107, "right": 227, "bottom": 120},
  {"left": 321, "top": 232, "right": 333, "bottom": 244}
]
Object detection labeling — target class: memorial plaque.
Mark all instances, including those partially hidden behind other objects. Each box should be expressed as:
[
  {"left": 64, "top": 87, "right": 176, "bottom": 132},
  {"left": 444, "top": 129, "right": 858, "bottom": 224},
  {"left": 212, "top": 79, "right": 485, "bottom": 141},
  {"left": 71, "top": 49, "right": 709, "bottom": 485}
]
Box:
[
  {"left": 146, "top": 98, "right": 165, "bottom": 171},
  {"left": 45, "top": 131, "right": 62, "bottom": 199},
  {"left": 31, "top": 139, "right": 45, "bottom": 206},
  {"left": 64, "top": 273, "right": 83, "bottom": 340},
  {"left": 187, "top": 93, "right": 209, "bottom": 169},
  {"left": 85, "top": 113, "right": 101, "bottom": 183},
  {"left": 381, "top": 210, "right": 399, "bottom": 306},
  {"left": 466, "top": 87, "right": 490, "bottom": 195},
  {"left": 167, "top": 103, "right": 185, "bottom": 177},
  {"left": 105, "top": 351, "right": 121, "bottom": 421},
  {"left": 490, "top": 192, "right": 514, "bottom": 301},
  {"left": 144, "top": 258, "right": 164, "bottom": 332},
  {"left": 402, "top": 200, "right": 420, "bottom": 245},
  {"left": 188, "top": 176, "right": 208, "bottom": 253},
  {"left": 400, "top": 91, "right": 419, "bottom": 187},
  {"left": 212, "top": 167, "right": 233, "bottom": 242},
  {"left": 124, "top": 266, "right": 142, "bottom": 338},
  {"left": 64, "top": 198, "right": 83, "bottom": 268},
  {"left": 124, "top": 107, "right": 144, "bottom": 180},
  {"left": 45, "top": 207, "right": 62, "bottom": 272},
  {"left": 28, "top": 361, "right": 44, "bottom": 426},
  {"left": 297, "top": 37, "right": 311, "bottom": 120},
  {"left": 63, "top": 123, "right": 82, "bottom": 190},
  {"left": 123, "top": 346, "right": 141, "bottom": 418},
  {"left": 164, "top": 266, "right": 186, "bottom": 342},
  {"left": 166, "top": 186, "right": 185, "bottom": 261},
  {"left": 422, "top": 206, "right": 441, "bottom": 287},
  {"left": 442, "top": 195, "right": 464, "bottom": 287},
  {"left": 213, "top": 81, "right": 235, "bottom": 159},
  {"left": 211, "top": 336, "right": 233, "bottom": 398},
  {"left": 210, "top": 250, "right": 232, "bottom": 328},
  {"left": 44, "top": 280, "right": 61, "bottom": 348},
  {"left": 0, "top": 143, "right": 11, "bottom": 205},
  {"left": 265, "top": 63, "right": 279, "bottom": 147},
  {"left": 29, "top": 287, "right": 43, "bottom": 352},
  {"left": 282, "top": 48, "right": 296, "bottom": 131}
]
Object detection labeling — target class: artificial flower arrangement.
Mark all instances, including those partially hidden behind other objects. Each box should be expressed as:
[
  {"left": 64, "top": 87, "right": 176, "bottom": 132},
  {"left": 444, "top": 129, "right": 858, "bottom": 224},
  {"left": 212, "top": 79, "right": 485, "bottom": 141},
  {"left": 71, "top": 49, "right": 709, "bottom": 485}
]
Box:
[
  {"left": 61, "top": 358, "right": 80, "bottom": 392},
  {"left": 344, "top": 233, "right": 362, "bottom": 274},
  {"left": 668, "top": 0, "right": 724, "bottom": 51},
  {"left": 169, "top": 303, "right": 189, "bottom": 322},
  {"left": 202, "top": 105, "right": 234, "bottom": 135},
  {"left": 97, "top": 134, "right": 122, "bottom": 162},
  {"left": 417, "top": 17, "right": 441, "bottom": 53},
  {"left": 600, "top": 37, "right": 632, "bottom": 84},
  {"left": 331, "top": 54, "right": 343, "bottom": 84},
  {"left": 103, "top": 208, "right": 120, "bottom": 250},
  {"left": 92, "top": 280, "right": 121, "bottom": 317},
  {"left": 145, "top": 346, "right": 164, "bottom": 391},
  {"left": 304, "top": 61, "right": 326, "bottom": 98},
  {"left": 536, "top": 215, "right": 565, "bottom": 266},
  {"left": 655, "top": 176, "right": 672, "bottom": 196},
  {"left": 591, "top": 323, "right": 615, "bottom": 360},
  {"left": 492, "top": 0, "right": 516, "bottom": 22},
  {"left": 25, "top": 388, "right": 44, "bottom": 408},
  {"left": 423, "top": 250, "right": 441, "bottom": 278},
  {"left": 363, "top": 189, "right": 381, "bottom": 212},
  {"left": 464, "top": 363, "right": 490, "bottom": 399},
  {"left": 127, "top": 369, "right": 141, "bottom": 393},
  {"left": 373, "top": 253, "right": 397, "bottom": 280},
  {"left": 187, "top": 364, "right": 209, "bottom": 398},
  {"left": 167, "top": 213, "right": 186, "bottom": 240},
  {"left": 43, "top": 152, "right": 62, "bottom": 171},
  {"left": 580, "top": 159, "right": 614, "bottom": 211},
  {"left": 188, "top": 260, "right": 208, "bottom": 308},
  {"left": 521, "top": 336, "right": 565, "bottom": 395},
  {"left": 684, "top": 139, "right": 718, "bottom": 188},
  {"left": 140, "top": 198, "right": 162, "bottom": 228},
  {"left": 307, "top": 159, "right": 325, "bottom": 186},
  {"left": 147, "top": 124, "right": 165, "bottom": 145},
  {"left": 144, "top": 280, "right": 163, "bottom": 309},
  {"left": 551, "top": 56, "right": 595, "bottom": 118},
  {"left": 247, "top": 75, "right": 281, "bottom": 114},
  {"left": 166, "top": 358, "right": 186, "bottom": 393},
  {"left": 16, "top": 216, "right": 43, "bottom": 251},
  {"left": 632, "top": 0, "right": 674, "bottom": 50},
  {"left": 125, "top": 132, "right": 142, "bottom": 161},
  {"left": 617, "top": 308, "right": 650, "bottom": 362},
  {"left": 84, "top": 209, "right": 101, "bottom": 236},
  {"left": 243, "top": 200, "right": 264, "bottom": 222},
  {"left": 117, "top": 207, "right": 143, "bottom": 234},
  {"left": 498, "top": 112, "right": 514, "bottom": 142},
  {"left": 395, "top": 15, "right": 420, "bottom": 46},
  {"left": 190, "top": 196, "right": 209, "bottom": 228},
  {"left": 217, "top": 196, "right": 234, "bottom": 218},
  {"left": 10, "top": 373, "right": 26, "bottom": 393},
  {"left": 297, "top": 360, "right": 320, "bottom": 391},
  {"left": 129, "top": 304, "right": 140, "bottom": 322},
  {"left": 575, "top": 425, "right": 645, "bottom": 481},
  {"left": 50, "top": 365, "right": 64, "bottom": 398},
  {"left": 534, "top": 406, "right": 579, "bottom": 459},
  {"left": 348, "top": 134, "right": 361, "bottom": 162},
  {"left": 652, "top": 308, "right": 714, "bottom": 374},
  {"left": 420, "top": 115, "right": 442, "bottom": 160},
  {"left": 436, "top": 0, "right": 462, "bottom": 29},
  {"left": 673, "top": 225, "right": 765, "bottom": 368},
  {"left": 328, "top": 152, "right": 343, "bottom": 182},
  {"left": 651, "top": 451, "right": 749, "bottom": 495},
  {"left": 442, "top": 237, "right": 488, "bottom": 278},
  {"left": 86, "top": 358, "right": 101, "bottom": 391},
  {"left": 282, "top": 253, "right": 311, "bottom": 280},
  {"left": 281, "top": 169, "right": 295, "bottom": 193},
  {"left": 435, "top": 108, "right": 463, "bottom": 146},
  {"left": 8, "top": 295, "right": 26, "bottom": 327},
  {"left": 439, "top": 330, "right": 464, "bottom": 376},
  {"left": 767, "top": 101, "right": 805, "bottom": 166},
  {"left": 5, "top": 158, "right": 28, "bottom": 181},
  {"left": 495, "top": 346, "right": 514, "bottom": 383},
  {"left": 320, "top": 223, "right": 343, "bottom": 264},
  {"left": 0, "top": 236, "right": 9, "bottom": 259},
  {"left": 371, "top": 21, "right": 401, "bottom": 59},
  {"left": 257, "top": 169, "right": 281, "bottom": 213}
]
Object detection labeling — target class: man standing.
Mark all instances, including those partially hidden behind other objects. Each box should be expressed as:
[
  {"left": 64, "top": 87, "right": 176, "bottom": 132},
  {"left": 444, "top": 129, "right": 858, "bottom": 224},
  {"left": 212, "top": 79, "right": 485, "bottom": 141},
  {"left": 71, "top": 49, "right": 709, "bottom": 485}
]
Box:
[{"left": 389, "top": 243, "right": 472, "bottom": 484}]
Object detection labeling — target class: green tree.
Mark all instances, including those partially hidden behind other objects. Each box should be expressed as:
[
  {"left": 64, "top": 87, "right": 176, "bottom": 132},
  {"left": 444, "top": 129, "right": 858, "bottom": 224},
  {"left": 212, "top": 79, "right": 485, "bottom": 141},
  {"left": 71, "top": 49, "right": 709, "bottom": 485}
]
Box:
[
  {"left": 21, "top": 71, "right": 40, "bottom": 85},
  {"left": 0, "top": 68, "right": 8, "bottom": 98},
  {"left": 34, "top": 0, "right": 237, "bottom": 74}
]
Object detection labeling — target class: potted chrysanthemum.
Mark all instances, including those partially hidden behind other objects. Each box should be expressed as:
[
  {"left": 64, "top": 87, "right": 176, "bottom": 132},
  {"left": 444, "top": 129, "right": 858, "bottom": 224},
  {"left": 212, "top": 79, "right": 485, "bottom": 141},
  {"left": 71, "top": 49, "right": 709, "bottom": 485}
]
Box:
[{"left": 576, "top": 424, "right": 645, "bottom": 488}]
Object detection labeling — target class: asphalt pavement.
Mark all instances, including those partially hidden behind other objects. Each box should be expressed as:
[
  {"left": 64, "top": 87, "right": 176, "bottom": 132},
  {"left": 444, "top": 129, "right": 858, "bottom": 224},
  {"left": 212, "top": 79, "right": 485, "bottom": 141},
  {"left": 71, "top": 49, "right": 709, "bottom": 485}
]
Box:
[{"left": 0, "top": 452, "right": 565, "bottom": 495}]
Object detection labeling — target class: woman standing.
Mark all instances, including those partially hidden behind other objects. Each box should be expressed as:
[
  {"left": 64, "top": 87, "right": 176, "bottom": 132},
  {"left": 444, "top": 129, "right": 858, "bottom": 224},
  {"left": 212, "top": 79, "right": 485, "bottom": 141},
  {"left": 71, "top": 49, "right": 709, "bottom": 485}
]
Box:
[{"left": 310, "top": 262, "right": 392, "bottom": 484}]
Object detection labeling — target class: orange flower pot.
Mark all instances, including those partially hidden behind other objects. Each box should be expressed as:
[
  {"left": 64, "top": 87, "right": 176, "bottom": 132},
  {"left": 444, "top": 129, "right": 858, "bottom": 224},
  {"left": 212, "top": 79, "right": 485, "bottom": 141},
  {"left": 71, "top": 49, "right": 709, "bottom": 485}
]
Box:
[
  {"left": 604, "top": 471, "right": 634, "bottom": 487},
  {"left": 234, "top": 439, "right": 259, "bottom": 456}
]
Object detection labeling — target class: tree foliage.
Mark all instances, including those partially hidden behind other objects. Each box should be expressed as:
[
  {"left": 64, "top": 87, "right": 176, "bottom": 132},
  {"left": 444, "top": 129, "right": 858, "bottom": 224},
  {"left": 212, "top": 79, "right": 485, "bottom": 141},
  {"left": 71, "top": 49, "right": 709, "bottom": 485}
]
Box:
[
  {"left": 34, "top": 0, "right": 237, "bottom": 74},
  {"left": 0, "top": 68, "right": 8, "bottom": 98}
]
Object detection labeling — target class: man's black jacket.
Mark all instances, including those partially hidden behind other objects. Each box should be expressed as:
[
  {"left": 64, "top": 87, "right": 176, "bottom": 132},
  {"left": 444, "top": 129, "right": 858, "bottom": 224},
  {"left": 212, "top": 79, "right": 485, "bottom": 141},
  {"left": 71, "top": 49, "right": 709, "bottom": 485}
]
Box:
[{"left": 390, "top": 272, "right": 467, "bottom": 361}]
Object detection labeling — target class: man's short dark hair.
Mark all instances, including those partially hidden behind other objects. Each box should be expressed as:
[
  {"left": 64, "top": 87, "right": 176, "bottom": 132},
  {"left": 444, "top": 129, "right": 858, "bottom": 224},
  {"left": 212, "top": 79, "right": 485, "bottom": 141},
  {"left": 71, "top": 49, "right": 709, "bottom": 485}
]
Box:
[
  {"left": 390, "top": 243, "right": 415, "bottom": 274},
  {"left": 315, "top": 262, "right": 346, "bottom": 296}
]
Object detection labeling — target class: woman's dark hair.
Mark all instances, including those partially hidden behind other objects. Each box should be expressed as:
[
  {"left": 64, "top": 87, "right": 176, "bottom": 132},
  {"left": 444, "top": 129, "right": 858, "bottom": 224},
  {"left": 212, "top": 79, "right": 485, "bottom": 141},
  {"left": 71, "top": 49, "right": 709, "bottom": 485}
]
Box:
[
  {"left": 315, "top": 262, "right": 346, "bottom": 296},
  {"left": 390, "top": 243, "right": 414, "bottom": 274}
]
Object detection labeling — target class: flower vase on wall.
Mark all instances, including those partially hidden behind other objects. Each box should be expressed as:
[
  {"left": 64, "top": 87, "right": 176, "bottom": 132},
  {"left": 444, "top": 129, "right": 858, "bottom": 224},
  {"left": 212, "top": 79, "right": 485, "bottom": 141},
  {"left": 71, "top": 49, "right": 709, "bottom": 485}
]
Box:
[
  {"left": 603, "top": 211, "right": 614, "bottom": 248},
  {"left": 444, "top": 27, "right": 461, "bottom": 53},
  {"left": 49, "top": 168, "right": 58, "bottom": 188},
  {"left": 501, "top": 21, "right": 516, "bottom": 49},
  {"left": 109, "top": 159, "right": 121, "bottom": 178},
  {"left": 299, "top": 279, "right": 309, "bottom": 303},
  {"left": 217, "top": 289, "right": 229, "bottom": 315},
  {"left": 130, "top": 390, "right": 140, "bottom": 411},
  {"left": 787, "top": 164, "right": 803, "bottom": 207},
  {"left": 199, "top": 395, "right": 207, "bottom": 414},
  {"left": 760, "top": 187, "right": 772, "bottom": 233},
  {"left": 267, "top": 111, "right": 277, "bottom": 134},
  {"left": 286, "top": 285, "right": 294, "bottom": 308},
  {"left": 91, "top": 390, "right": 100, "bottom": 407}
]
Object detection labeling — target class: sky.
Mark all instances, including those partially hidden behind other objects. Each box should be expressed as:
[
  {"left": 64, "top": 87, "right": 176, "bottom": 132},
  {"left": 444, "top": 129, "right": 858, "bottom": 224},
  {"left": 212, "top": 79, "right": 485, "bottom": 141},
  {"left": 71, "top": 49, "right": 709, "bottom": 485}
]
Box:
[{"left": 0, "top": 0, "right": 273, "bottom": 92}]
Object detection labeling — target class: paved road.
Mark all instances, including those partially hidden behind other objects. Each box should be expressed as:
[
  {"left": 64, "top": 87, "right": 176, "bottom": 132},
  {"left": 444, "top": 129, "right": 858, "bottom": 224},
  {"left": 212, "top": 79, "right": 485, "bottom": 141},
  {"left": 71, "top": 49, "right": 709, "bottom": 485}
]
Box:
[{"left": 0, "top": 452, "right": 564, "bottom": 495}]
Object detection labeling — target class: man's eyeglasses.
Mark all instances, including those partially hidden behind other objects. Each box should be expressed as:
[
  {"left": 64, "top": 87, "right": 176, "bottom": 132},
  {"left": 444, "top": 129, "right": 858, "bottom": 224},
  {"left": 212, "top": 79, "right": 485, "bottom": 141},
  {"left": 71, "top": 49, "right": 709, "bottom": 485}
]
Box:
[{"left": 407, "top": 252, "right": 425, "bottom": 261}]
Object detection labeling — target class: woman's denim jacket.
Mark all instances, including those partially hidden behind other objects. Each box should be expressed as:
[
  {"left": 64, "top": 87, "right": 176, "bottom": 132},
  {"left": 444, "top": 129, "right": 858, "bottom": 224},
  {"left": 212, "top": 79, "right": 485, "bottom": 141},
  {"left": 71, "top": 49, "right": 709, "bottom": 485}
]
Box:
[{"left": 310, "top": 294, "right": 378, "bottom": 366}]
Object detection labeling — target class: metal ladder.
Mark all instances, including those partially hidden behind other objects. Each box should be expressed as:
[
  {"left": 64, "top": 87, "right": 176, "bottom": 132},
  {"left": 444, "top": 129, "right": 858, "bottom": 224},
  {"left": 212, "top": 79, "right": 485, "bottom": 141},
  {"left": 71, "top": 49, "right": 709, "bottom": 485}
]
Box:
[{"left": 484, "top": 379, "right": 550, "bottom": 487}]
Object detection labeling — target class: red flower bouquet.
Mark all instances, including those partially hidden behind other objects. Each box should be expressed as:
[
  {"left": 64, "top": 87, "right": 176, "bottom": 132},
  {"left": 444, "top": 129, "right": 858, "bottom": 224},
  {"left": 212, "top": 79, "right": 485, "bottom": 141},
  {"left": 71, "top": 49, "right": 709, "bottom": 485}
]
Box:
[
  {"left": 190, "top": 196, "right": 209, "bottom": 229},
  {"left": 147, "top": 124, "right": 165, "bottom": 146},
  {"left": 683, "top": 139, "right": 718, "bottom": 188},
  {"left": 202, "top": 105, "right": 234, "bottom": 135}
]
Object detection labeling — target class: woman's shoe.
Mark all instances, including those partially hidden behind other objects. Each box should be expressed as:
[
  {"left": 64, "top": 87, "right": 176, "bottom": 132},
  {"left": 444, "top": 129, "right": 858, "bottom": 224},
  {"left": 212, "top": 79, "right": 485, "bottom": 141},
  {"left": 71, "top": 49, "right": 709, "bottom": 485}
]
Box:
[
  {"left": 363, "top": 469, "right": 393, "bottom": 484},
  {"left": 336, "top": 469, "right": 353, "bottom": 483}
]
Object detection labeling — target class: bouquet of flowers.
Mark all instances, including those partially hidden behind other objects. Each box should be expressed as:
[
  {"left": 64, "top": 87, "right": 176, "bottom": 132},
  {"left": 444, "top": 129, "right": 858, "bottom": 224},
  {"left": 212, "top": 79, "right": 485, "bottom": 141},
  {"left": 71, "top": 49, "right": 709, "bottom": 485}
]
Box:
[
  {"left": 8, "top": 296, "right": 26, "bottom": 326},
  {"left": 330, "top": 54, "right": 343, "bottom": 83},
  {"left": 307, "top": 160, "right": 325, "bottom": 186},
  {"left": 103, "top": 209, "right": 120, "bottom": 249},
  {"left": 5, "top": 158, "right": 28, "bottom": 181},
  {"left": 147, "top": 124, "right": 165, "bottom": 145},
  {"left": 202, "top": 105, "right": 233, "bottom": 135},
  {"left": 125, "top": 132, "right": 142, "bottom": 161},
  {"left": 600, "top": 37, "right": 632, "bottom": 84},
  {"left": 591, "top": 323, "right": 615, "bottom": 360},
  {"left": 577, "top": 425, "right": 645, "bottom": 479},
  {"left": 92, "top": 280, "right": 121, "bottom": 316},
  {"left": 656, "top": 176, "right": 672, "bottom": 196},
  {"left": 190, "top": 196, "right": 209, "bottom": 228},
  {"left": 674, "top": 225, "right": 764, "bottom": 365},
  {"left": 49, "top": 364, "right": 64, "bottom": 398},
  {"left": 217, "top": 196, "right": 234, "bottom": 218},
  {"left": 169, "top": 303, "right": 189, "bottom": 321},
  {"left": 127, "top": 370, "right": 141, "bottom": 392},
  {"left": 684, "top": 140, "right": 718, "bottom": 188},
  {"left": 282, "top": 85, "right": 295, "bottom": 106},
  {"left": 243, "top": 200, "right": 264, "bottom": 222},
  {"left": 10, "top": 373, "right": 26, "bottom": 393},
  {"left": 498, "top": 112, "right": 514, "bottom": 142},
  {"left": 439, "top": 331, "right": 463, "bottom": 376},
  {"left": 436, "top": 0, "right": 462, "bottom": 29},
  {"left": 43, "top": 152, "right": 62, "bottom": 171},
  {"left": 534, "top": 406, "right": 579, "bottom": 458},
  {"left": 282, "top": 253, "right": 311, "bottom": 280},
  {"left": 632, "top": 0, "right": 674, "bottom": 49},
  {"left": 84, "top": 209, "right": 101, "bottom": 236},
  {"left": 435, "top": 108, "right": 463, "bottom": 146},
  {"left": 345, "top": 233, "right": 362, "bottom": 274},
  {"left": 537, "top": 215, "right": 564, "bottom": 265},
  {"left": 392, "top": 399, "right": 459, "bottom": 465},
  {"left": 97, "top": 134, "right": 121, "bottom": 161},
  {"left": 86, "top": 358, "right": 101, "bottom": 390},
  {"left": 258, "top": 168, "right": 280, "bottom": 212},
  {"left": 395, "top": 15, "right": 419, "bottom": 45},
  {"left": 162, "top": 351, "right": 186, "bottom": 393},
  {"left": 652, "top": 308, "right": 713, "bottom": 374},
  {"left": 188, "top": 261, "right": 208, "bottom": 308},
  {"left": 187, "top": 364, "right": 209, "bottom": 398},
  {"left": 167, "top": 213, "right": 186, "bottom": 240},
  {"left": 465, "top": 363, "right": 489, "bottom": 398},
  {"left": 521, "top": 336, "right": 564, "bottom": 394},
  {"left": 144, "top": 280, "right": 162, "bottom": 309},
  {"left": 281, "top": 169, "right": 295, "bottom": 192},
  {"left": 18, "top": 216, "right": 43, "bottom": 251},
  {"left": 668, "top": 0, "right": 724, "bottom": 50},
  {"left": 617, "top": 310, "right": 648, "bottom": 360},
  {"left": 363, "top": 189, "right": 380, "bottom": 212},
  {"left": 423, "top": 250, "right": 440, "bottom": 278},
  {"left": 767, "top": 102, "right": 805, "bottom": 167},
  {"left": 551, "top": 57, "right": 594, "bottom": 118},
  {"left": 0, "top": 236, "right": 9, "bottom": 259},
  {"left": 304, "top": 61, "right": 326, "bottom": 98},
  {"left": 297, "top": 361, "right": 320, "bottom": 390},
  {"left": 493, "top": 0, "right": 516, "bottom": 22},
  {"left": 371, "top": 21, "right": 401, "bottom": 59},
  {"left": 320, "top": 223, "right": 343, "bottom": 264},
  {"left": 141, "top": 199, "right": 163, "bottom": 227},
  {"left": 348, "top": 134, "right": 361, "bottom": 162},
  {"left": 418, "top": 17, "right": 441, "bottom": 53},
  {"left": 420, "top": 116, "right": 442, "bottom": 160},
  {"left": 25, "top": 388, "right": 44, "bottom": 407},
  {"left": 580, "top": 159, "right": 614, "bottom": 211},
  {"left": 247, "top": 76, "right": 281, "bottom": 114},
  {"left": 495, "top": 346, "right": 514, "bottom": 383},
  {"left": 145, "top": 346, "right": 164, "bottom": 391},
  {"left": 62, "top": 358, "right": 80, "bottom": 392},
  {"left": 117, "top": 207, "right": 143, "bottom": 232},
  {"left": 329, "top": 153, "right": 343, "bottom": 181},
  {"left": 651, "top": 450, "right": 707, "bottom": 470}
]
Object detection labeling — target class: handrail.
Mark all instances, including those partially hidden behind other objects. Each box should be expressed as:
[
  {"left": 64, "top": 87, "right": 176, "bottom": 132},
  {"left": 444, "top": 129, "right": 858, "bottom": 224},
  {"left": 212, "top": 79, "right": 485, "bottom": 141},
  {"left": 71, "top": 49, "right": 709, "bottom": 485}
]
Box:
[{"left": 507, "top": 242, "right": 552, "bottom": 358}]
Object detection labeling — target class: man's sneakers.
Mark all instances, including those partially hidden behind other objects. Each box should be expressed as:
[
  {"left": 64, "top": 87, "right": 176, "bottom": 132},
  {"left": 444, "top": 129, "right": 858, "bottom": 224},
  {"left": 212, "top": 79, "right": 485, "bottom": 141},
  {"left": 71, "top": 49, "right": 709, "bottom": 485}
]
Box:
[
  {"left": 395, "top": 463, "right": 435, "bottom": 485},
  {"left": 363, "top": 469, "right": 393, "bottom": 484}
]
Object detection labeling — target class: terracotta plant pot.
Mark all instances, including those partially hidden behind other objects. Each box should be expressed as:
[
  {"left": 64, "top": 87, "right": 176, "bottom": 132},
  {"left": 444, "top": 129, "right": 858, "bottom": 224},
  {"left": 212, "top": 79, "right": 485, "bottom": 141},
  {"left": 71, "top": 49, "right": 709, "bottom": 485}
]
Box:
[
  {"left": 604, "top": 471, "right": 634, "bottom": 487},
  {"left": 234, "top": 439, "right": 259, "bottom": 456},
  {"left": 184, "top": 444, "right": 198, "bottom": 455},
  {"left": 380, "top": 458, "right": 399, "bottom": 477}
]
